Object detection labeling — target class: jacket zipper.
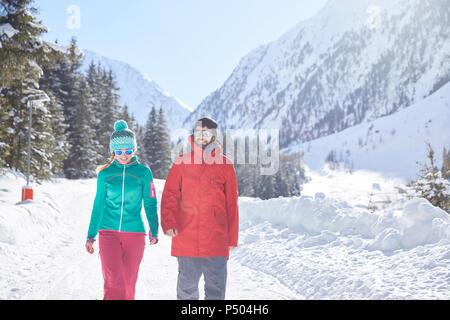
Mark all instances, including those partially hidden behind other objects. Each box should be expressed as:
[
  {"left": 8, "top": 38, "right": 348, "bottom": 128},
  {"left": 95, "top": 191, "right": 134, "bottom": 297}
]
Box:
[{"left": 119, "top": 164, "right": 126, "bottom": 232}]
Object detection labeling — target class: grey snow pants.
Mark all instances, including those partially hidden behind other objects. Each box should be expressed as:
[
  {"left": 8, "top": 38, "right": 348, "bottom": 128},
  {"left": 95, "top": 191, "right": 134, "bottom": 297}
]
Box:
[{"left": 176, "top": 256, "right": 228, "bottom": 300}]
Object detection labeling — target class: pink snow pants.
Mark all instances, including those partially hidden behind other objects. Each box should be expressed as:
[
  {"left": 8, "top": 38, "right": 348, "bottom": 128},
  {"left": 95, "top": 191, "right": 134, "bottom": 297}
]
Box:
[{"left": 98, "top": 230, "right": 145, "bottom": 300}]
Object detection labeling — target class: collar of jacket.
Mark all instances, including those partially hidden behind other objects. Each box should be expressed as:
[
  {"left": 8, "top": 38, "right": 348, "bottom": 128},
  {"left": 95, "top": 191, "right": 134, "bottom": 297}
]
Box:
[
  {"left": 188, "top": 134, "right": 224, "bottom": 160},
  {"left": 112, "top": 155, "right": 139, "bottom": 168}
]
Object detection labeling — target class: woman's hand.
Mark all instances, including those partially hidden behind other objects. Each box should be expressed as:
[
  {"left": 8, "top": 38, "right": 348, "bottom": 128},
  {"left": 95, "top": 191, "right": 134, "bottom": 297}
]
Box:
[
  {"left": 149, "top": 237, "right": 159, "bottom": 245},
  {"left": 85, "top": 241, "right": 94, "bottom": 254}
]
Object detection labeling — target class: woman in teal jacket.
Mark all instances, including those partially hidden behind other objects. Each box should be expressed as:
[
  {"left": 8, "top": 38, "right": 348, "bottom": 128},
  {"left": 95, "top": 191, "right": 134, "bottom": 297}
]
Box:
[{"left": 85, "top": 120, "right": 159, "bottom": 300}]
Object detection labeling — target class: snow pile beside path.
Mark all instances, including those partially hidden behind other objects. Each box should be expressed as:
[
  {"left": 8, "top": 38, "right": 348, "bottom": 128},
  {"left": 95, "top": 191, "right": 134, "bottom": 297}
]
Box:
[
  {"left": 0, "top": 171, "right": 65, "bottom": 245},
  {"left": 369, "top": 199, "right": 450, "bottom": 251},
  {"left": 238, "top": 193, "right": 450, "bottom": 252},
  {"left": 236, "top": 190, "right": 450, "bottom": 299}
]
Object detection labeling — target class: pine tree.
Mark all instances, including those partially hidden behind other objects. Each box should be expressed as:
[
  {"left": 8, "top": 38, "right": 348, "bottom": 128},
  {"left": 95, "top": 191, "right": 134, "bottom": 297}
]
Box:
[
  {"left": 57, "top": 38, "right": 101, "bottom": 179},
  {"left": 274, "top": 169, "right": 289, "bottom": 197},
  {"left": 234, "top": 136, "right": 256, "bottom": 197},
  {"left": 86, "top": 61, "right": 102, "bottom": 147},
  {"left": 118, "top": 104, "right": 134, "bottom": 131},
  {"left": 0, "top": 0, "right": 53, "bottom": 178},
  {"left": 442, "top": 146, "right": 450, "bottom": 180},
  {"left": 281, "top": 153, "right": 306, "bottom": 196},
  {"left": 257, "top": 174, "right": 275, "bottom": 200},
  {"left": 39, "top": 45, "right": 71, "bottom": 176},
  {"left": 0, "top": 94, "right": 9, "bottom": 170},
  {"left": 413, "top": 142, "right": 450, "bottom": 213},
  {"left": 152, "top": 107, "right": 172, "bottom": 179},
  {"left": 325, "top": 149, "right": 339, "bottom": 170},
  {"left": 3, "top": 82, "right": 59, "bottom": 182},
  {"left": 0, "top": 0, "right": 48, "bottom": 86},
  {"left": 43, "top": 90, "right": 70, "bottom": 177},
  {"left": 142, "top": 106, "right": 158, "bottom": 167},
  {"left": 85, "top": 62, "right": 120, "bottom": 157},
  {"left": 58, "top": 38, "right": 83, "bottom": 127},
  {"left": 229, "top": 136, "right": 306, "bottom": 199},
  {"left": 63, "top": 76, "right": 101, "bottom": 179},
  {"left": 134, "top": 122, "right": 145, "bottom": 161},
  {"left": 98, "top": 67, "right": 120, "bottom": 156}
]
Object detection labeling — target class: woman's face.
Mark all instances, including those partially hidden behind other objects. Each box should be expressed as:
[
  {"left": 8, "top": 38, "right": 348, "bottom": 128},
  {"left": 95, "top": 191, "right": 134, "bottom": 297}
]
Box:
[{"left": 114, "top": 149, "right": 134, "bottom": 165}]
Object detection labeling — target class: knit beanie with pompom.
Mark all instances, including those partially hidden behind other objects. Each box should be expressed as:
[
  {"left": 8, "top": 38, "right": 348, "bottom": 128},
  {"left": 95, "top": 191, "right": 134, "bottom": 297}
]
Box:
[{"left": 109, "top": 120, "right": 136, "bottom": 153}]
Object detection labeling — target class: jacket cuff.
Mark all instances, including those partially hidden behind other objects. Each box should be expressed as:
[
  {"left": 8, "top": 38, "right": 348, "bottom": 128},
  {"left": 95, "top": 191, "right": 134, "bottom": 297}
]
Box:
[
  {"left": 162, "top": 224, "right": 178, "bottom": 233},
  {"left": 228, "top": 238, "right": 238, "bottom": 247},
  {"left": 86, "top": 237, "right": 95, "bottom": 243},
  {"left": 149, "top": 237, "right": 159, "bottom": 244},
  {"left": 148, "top": 230, "right": 159, "bottom": 239}
]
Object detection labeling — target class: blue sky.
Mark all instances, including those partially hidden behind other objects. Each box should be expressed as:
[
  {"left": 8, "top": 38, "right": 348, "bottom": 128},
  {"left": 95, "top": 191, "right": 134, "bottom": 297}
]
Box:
[{"left": 35, "top": 0, "right": 327, "bottom": 109}]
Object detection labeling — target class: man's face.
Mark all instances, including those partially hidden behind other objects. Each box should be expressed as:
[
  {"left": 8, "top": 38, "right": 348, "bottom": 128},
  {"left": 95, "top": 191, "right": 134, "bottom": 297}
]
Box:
[{"left": 193, "top": 126, "right": 214, "bottom": 147}]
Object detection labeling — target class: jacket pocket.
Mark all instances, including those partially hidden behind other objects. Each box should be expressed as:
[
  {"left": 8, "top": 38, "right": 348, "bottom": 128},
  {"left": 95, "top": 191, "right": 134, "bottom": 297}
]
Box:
[{"left": 213, "top": 208, "right": 227, "bottom": 228}]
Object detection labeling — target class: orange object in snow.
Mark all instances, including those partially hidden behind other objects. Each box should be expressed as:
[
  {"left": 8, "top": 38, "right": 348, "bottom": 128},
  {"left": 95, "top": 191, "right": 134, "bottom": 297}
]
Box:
[{"left": 21, "top": 186, "right": 33, "bottom": 201}]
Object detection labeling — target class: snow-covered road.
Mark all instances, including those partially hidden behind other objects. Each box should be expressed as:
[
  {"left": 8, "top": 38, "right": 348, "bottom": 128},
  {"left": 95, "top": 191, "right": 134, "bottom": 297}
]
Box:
[
  {"left": 1, "top": 167, "right": 449, "bottom": 300},
  {"left": 0, "top": 174, "right": 299, "bottom": 300}
]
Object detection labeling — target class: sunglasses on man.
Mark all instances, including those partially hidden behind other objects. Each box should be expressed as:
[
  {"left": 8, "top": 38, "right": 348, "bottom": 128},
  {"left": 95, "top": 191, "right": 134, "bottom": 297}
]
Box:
[
  {"left": 193, "top": 130, "right": 213, "bottom": 138},
  {"left": 115, "top": 149, "right": 134, "bottom": 156}
]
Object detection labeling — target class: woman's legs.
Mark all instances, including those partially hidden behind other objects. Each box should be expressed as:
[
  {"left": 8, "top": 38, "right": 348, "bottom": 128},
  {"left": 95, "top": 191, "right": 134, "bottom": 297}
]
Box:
[
  {"left": 121, "top": 232, "right": 145, "bottom": 300},
  {"left": 99, "top": 231, "right": 145, "bottom": 300}
]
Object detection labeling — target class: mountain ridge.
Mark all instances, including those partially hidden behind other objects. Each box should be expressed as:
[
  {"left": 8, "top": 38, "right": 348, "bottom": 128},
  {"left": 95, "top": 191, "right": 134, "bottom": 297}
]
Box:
[
  {"left": 184, "top": 0, "right": 450, "bottom": 149},
  {"left": 81, "top": 49, "right": 193, "bottom": 133}
]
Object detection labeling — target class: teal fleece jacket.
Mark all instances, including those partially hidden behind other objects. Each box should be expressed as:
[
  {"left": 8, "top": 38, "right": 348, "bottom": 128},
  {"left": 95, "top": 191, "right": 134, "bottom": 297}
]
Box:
[{"left": 87, "top": 156, "right": 158, "bottom": 241}]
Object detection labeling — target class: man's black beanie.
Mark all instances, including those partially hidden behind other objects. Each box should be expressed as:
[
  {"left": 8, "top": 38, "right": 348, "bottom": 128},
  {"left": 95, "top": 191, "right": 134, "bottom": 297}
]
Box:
[{"left": 194, "top": 117, "right": 218, "bottom": 131}]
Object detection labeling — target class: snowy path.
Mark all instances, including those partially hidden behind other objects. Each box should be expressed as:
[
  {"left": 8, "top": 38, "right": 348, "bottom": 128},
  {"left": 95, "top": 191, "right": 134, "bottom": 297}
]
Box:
[
  {"left": 0, "top": 177, "right": 299, "bottom": 300},
  {"left": 1, "top": 168, "right": 449, "bottom": 300}
]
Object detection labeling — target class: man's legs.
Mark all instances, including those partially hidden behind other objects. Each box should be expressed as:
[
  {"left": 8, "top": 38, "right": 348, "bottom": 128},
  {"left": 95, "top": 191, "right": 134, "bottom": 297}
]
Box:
[
  {"left": 177, "top": 257, "right": 203, "bottom": 300},
  {"left": 202, "top": 257, "right": 228, "bottom": 300}
]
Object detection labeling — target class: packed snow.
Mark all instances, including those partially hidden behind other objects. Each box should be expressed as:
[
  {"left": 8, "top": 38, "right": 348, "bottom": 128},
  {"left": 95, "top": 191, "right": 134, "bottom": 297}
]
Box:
[
  {"left": 0, "top": 164, "right": 448, "bottom": 300},
  {"left": 0, "top": 170, "right": 297, "bottom": 300}
]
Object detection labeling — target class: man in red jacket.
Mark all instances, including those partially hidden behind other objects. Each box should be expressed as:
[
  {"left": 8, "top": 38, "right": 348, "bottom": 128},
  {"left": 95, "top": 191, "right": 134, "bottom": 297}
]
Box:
[{"left": 161, "top": 117, "right": 239, "bottom": 300}]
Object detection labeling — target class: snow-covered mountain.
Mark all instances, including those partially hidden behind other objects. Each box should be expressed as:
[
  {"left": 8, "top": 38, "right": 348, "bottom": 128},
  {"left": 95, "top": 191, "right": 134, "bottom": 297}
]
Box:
[
  {"left": 284, "top": 81, "right": 450, "bottom": 181},
  {"left": 185, "top": 0, "right": 450, "bottom": 148},
  {"left": 81, "top": 50, "right": 193, "bottom": 132}
]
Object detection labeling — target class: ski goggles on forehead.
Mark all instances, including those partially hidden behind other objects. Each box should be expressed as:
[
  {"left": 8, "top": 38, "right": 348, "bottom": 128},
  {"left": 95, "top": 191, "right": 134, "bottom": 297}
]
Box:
[
  {"left": 193, "top": 130, "right": 213, "bottom": 138},
  {"left": 114, "top": 149, "right": 133, "bottom": 156}
]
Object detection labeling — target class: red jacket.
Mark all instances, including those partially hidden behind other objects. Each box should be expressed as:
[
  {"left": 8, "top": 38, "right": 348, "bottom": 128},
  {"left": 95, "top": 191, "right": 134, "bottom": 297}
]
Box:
[{"left": 161, "top": 135, "right": 239, "bottom": 257}]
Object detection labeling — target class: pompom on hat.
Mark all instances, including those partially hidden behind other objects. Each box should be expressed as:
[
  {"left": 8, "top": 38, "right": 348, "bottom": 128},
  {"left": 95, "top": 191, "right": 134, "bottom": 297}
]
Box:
[{"left": 109, "top": 120, "right": 136, "bottom": 153}]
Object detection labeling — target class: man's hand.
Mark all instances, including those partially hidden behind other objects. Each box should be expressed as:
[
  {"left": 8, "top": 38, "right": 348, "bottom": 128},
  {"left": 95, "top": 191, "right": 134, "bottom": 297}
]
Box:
[
  {"left": 165, "top": 229, "right": 178, "bottom": 237},
  {"left": 229, "top": 246, "right": 236, "bottom": 251}
]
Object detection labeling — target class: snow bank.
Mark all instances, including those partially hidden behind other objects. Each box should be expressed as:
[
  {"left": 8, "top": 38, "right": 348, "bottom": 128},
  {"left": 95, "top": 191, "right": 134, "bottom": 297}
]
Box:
[
  {"left": 236, "top": 186, "right": 450, "bottom": 299},
  {"left": 239, "top": 193, "right": 450, "bottom": 252},
  {"left": 369, "top": 198, "right": 450, "bottom": 251},
  {"left": 0, "top": 171, "right": 64, "bottom": 245}
]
